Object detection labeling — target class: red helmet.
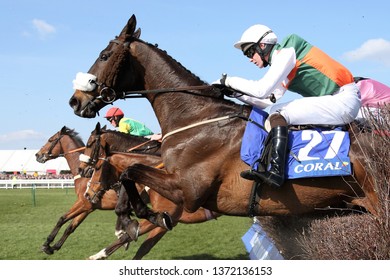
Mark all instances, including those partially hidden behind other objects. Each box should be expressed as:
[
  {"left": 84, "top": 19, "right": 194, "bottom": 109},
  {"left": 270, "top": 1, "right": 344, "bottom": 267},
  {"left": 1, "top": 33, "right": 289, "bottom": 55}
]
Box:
[{"left": 105, "top": 107, "right": 124, "bottom": 118}]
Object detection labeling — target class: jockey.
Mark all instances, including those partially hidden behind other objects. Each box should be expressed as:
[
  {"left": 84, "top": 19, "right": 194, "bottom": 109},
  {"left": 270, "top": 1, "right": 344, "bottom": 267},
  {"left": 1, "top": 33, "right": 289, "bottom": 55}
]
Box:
[
  {"left": 354, "top": 77, "right": 390, "bottom": 120},
  {"left": 213, "top": 24, "right": 361, "bottom": 188},
  {"left": 105, "top": 107, "right": 161, "bottom": 140}
]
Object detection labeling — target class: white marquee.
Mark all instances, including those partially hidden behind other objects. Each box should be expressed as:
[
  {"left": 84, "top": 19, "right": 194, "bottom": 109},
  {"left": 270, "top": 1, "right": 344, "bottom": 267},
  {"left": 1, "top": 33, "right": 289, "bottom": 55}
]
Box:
[{"left": 0, "top": 150, "right": 69, "bottom": 174}]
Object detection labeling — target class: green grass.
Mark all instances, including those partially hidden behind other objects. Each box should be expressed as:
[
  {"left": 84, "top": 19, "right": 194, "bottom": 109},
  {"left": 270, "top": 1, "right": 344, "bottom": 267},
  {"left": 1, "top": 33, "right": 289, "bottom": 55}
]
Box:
[{"left": 0, "top": 189, "right": 251, "bottom": 260}]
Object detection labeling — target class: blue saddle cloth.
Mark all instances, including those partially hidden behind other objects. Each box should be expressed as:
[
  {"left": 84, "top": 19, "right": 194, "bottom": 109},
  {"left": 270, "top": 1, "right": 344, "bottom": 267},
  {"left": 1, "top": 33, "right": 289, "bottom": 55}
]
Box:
[{"left": 240, "top": 108, "right": 352, "bottom": 179}]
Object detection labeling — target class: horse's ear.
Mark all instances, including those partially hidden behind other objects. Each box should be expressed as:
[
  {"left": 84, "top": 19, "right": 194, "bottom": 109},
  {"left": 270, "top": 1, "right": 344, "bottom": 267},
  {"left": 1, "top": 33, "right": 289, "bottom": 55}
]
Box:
[
  {"left": 102, "top": 125, "right": 107, "bottom": 130},
  {"left": 95, "top": 122, "right": 101, "bottom": 132},
  {"left": 133, "top": 28, "right": 141, "bottom": 39},
  {"left": 119, "top": 14, "right": 137, "bottom": 38},
  {"left": 60, "top": 126, "right": 67, "bottom": 134}
]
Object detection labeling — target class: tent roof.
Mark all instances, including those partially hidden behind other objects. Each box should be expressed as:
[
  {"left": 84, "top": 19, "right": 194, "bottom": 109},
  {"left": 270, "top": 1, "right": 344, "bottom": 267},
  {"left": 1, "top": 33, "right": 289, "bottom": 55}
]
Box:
[{"left": 0, "top": 150, "right": 69, "bottom": 173}]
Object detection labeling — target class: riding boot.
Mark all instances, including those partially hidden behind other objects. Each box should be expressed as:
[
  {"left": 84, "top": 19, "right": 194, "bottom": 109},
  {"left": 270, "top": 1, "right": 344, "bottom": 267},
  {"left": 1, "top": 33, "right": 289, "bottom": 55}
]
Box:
[{"left": 241, "top": 126, "right": 288, "bottom": 188}]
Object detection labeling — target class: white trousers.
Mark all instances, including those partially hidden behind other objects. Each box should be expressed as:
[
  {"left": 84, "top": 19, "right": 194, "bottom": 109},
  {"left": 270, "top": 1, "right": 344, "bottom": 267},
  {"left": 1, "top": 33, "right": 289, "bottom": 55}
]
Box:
[
  {"left": 269, "top": 83, "right": 361, "bottom": 126},
  {"left": 356, "top": 107, "right": 380, "bottom": 120}
]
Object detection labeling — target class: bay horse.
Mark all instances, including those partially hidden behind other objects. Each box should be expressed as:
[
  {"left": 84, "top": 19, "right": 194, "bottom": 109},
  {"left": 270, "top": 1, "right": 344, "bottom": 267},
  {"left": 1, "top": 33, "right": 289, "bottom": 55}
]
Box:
[
  {"left": 81, "top": 122, "right": 220, "bottom": 259},
  {"left": 69, "top": 15, "right": 378, "bottom": 230},
  {"left": 35, "top": 126, "right": 118, "bottom": 255}
]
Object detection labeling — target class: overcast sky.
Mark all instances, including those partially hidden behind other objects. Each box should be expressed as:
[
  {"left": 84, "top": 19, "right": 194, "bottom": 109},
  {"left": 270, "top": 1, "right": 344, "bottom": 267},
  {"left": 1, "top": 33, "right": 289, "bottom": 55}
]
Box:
[{"left": 1, "top": 0, "right": 389, "bottom": 150}]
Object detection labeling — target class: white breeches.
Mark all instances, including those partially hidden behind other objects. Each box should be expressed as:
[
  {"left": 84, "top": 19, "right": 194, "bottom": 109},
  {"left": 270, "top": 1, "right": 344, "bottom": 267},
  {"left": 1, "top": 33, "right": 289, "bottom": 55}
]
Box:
[
  {"left": 356, "top": 107, "right": 381, "bottom": 120},
  {"left": 269, "top": 83, "right": 361, "bottom": 126}
]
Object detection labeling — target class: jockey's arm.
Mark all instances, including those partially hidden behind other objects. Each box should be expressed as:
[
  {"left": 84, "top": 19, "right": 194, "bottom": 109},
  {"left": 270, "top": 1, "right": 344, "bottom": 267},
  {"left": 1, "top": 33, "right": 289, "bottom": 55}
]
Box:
[{"left": 225, "top": 47, "right": 296, "bottom": 99}]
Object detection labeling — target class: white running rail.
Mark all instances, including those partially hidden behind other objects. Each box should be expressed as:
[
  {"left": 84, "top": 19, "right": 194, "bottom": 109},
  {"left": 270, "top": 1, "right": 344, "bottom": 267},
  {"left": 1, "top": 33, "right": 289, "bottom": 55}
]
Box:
[{"left": 0, "top": 179, "right": 74, "bottom": 189}]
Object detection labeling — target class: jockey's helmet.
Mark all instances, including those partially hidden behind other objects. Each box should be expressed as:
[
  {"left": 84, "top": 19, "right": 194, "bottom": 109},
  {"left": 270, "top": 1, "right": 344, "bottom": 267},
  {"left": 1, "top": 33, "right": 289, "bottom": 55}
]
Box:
[
  {"left": 105, "top": 107, "right": 124, "bottom": 119},
  {"left": 234, "top": 24, "right": 277, "bottom": 53}
]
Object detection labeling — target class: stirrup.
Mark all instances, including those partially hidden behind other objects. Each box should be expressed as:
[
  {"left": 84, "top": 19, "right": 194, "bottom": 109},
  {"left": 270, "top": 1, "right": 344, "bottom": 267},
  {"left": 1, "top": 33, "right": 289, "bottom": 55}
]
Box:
[
  {"left": 255, "top": 171, "right": 284, "bottom": 188},
  {"left": 240, "top": 169, "right": 261, "bottom": 181},
  {"left": 241, "top": 169, "right": 284, "bottom": 188}
]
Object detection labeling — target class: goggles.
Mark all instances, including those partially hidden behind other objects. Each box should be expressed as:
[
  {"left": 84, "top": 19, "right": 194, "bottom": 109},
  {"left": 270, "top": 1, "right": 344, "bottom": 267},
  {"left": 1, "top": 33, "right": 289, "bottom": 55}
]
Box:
[
  {"left": 243, "top": 44, "right": 257, "bottom": 58},
  {"left": 242, "top": 30, "right": 274, "bottom": 59}
]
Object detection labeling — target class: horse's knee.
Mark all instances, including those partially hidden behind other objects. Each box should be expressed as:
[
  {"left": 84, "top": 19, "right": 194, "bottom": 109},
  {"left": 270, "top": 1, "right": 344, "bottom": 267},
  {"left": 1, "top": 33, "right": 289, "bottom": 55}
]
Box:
[
  {"left": 350, "top": 197, "right": 378, "bottom": 216},
  {"left": 119, "top": 170, "right": 132, "bottom": 181},
  {"left": 115, "top": 206, "right": 129, "bottom": 217}
]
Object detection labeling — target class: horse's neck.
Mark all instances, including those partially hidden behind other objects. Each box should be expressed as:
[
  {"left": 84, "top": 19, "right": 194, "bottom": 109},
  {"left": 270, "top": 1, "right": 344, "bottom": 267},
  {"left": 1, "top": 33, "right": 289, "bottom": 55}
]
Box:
[
  {"left": 109, "top": 154, "right": 130, "bottom": 174},
  {"left": 61, "top": 137, "right": 83, "bottom": 176},
  {"left": 137, "top": 44, "right": 236, "bottom": 134}
]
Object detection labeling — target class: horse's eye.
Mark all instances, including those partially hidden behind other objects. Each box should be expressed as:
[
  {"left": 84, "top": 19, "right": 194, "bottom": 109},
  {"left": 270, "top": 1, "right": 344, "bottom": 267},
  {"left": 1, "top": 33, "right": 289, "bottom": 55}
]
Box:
[{"left": 100, "top": 54, "right": 108, "bottom": 61}]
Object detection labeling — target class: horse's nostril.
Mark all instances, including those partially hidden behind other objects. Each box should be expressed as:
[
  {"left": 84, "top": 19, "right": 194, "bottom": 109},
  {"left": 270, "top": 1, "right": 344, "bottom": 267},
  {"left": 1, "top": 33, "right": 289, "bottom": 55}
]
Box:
[{"left": 69, "top": 96, "right": 80, "bottom": 111}]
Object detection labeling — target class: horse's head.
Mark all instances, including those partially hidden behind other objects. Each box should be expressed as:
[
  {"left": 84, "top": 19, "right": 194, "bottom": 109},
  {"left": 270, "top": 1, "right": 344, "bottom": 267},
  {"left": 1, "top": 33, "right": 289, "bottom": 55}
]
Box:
[
  {"left": 79, "top": 122, "right": 106, "bottom": 178},
  {"left": 36, "top": 126, "right": 74, "bottom": 163},
  {"left": 69, "top": 14, "right": 143, "bottom": 118},
  {"left": 79, "top": 122, "right": 116, "bottom": 203}
]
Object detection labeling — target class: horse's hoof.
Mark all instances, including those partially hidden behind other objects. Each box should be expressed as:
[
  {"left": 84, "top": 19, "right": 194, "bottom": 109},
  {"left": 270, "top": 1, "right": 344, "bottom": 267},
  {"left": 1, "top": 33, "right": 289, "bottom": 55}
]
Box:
[
  {"left": 160, "top": 212, "right": 173, "bottom": 231},
  {"left": 126, "top": 220, "right": 139, "bottom": 241},
  {"left": 41, "top": 245, "right": 54, "bottom": 255}
]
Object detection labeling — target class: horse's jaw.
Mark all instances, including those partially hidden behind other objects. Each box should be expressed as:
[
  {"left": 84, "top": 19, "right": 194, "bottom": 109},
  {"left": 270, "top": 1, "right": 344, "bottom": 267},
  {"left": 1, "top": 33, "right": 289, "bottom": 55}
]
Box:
[
  {"left": 35, "top": 155, "right": 48, "bottom": 163},
  {"left": 78, "top": 104, "right": 98, "bottom": 118}
]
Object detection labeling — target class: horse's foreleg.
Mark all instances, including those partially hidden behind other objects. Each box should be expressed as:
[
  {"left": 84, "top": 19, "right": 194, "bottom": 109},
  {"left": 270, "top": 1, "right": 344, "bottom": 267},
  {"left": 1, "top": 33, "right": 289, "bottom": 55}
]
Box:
[
  {"left": 41, "top": 215, "right": 68, "bottom": 255},
  {"left": 120, "top": 177, "right": 173, "bottom": 231},
  {"left": 120, "top": 164, "right": 186, "bottom": 209},
  {"left": 115, "top": 184, "right": 140, "bottom": 241},
  {"left": 51, "top": 210, "right": 92, "bottom": 252},
  {"left": 88, "top": 233, "right": 133, "bottom": 260},
  {"left": 133, "top": 227, "right": 168, "bottom": 260},
  {"left": 41, "top": 200, "right": 89, "bottom": 255},
  {"left": 350, "top": 197, "right": 378, "bottom": 216},
  {"left": 89, "top": 218, "right": 159, "bottom": 260},
  {"left": 131, "top": 198, "right": 186, "bottom": 259},
  {"left": 179, "top": 208, "right": 221, "bottom": 224}
]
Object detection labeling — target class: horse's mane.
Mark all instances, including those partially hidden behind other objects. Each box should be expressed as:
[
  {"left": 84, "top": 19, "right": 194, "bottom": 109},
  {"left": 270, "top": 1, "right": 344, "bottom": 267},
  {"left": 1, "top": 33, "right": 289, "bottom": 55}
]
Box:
[
  {"left": 62, "top": 126, "right": 85, "bottom": 146},
  {"left": 145, "top": 40, "right": 206, "bottom": 85},
  {"left": 99, "top": 35, "right": 227, "bottom": 100},
  {"left": 100, "top": 127, "right": 148, "bottom": 141},
  {"left": 141, "top": 39, "right": 235, "bottom": 101}
]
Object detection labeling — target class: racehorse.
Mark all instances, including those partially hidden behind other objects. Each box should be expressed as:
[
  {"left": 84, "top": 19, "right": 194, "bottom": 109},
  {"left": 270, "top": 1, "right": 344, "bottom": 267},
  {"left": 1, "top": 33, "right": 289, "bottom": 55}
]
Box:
[
  {"left": 35, "top": 126, "right": 118, "bottom": 255},
  {"left": 81, "top": 123, "right": 220, "bottom": 259},
  {"left": 69, "top": 15, "right": 378, "bottom": 231}
]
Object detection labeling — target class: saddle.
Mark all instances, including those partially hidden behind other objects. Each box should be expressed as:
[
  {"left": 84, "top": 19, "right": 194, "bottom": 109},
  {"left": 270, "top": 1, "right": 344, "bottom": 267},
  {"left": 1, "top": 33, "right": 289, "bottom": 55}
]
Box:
[{"left": 241, "top": 108, "right": 352, "bottom": 180}]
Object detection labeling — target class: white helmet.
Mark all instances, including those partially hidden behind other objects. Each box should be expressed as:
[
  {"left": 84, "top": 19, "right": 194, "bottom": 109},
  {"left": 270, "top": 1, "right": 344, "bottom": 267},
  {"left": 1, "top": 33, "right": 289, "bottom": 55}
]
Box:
[{"left": 234, "top": 24, "right": 277, "bottom": 51}]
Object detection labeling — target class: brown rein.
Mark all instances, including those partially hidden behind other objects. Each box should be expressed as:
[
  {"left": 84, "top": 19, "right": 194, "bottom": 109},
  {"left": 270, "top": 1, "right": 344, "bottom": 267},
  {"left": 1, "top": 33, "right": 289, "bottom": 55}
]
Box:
[
  {"left": 98, "top": 84, "right": 220, "bottom": 103},
  {"left": 59, "top": 146, "right": 86, "bottom": 156},
  {"left": 126, "top": 139, "right": 154, "bottom": 152}
]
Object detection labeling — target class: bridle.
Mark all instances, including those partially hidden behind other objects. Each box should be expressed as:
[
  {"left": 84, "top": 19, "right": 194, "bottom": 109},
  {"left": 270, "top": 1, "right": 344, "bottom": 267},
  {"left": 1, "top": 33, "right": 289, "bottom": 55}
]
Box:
[
  {"left": 81, "top": 133, "right": 111, "bottom": 202},
  {"left": 81, "top": 132, "right": 160, "bottom": 203},
  {"left": 45, "top": 133, "right": 86, "bottom": 159},
  {"left": 45, "top": 133, "right": 64, "bottom": 159},
  {"left": 76, "top": 37, "right": 225, "bottom": 115},
  {"left": 77, "top": 38, "right": 256, "bottom": 139},
  {"left": 99, "top": 84, "right": 218, "bottom": 102}
]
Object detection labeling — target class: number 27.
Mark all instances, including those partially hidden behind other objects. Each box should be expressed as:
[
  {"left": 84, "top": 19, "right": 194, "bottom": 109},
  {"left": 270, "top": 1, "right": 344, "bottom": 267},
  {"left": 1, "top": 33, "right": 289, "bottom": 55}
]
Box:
[{"left": 297, "top": 130, "right": 346, "bottom": 161}]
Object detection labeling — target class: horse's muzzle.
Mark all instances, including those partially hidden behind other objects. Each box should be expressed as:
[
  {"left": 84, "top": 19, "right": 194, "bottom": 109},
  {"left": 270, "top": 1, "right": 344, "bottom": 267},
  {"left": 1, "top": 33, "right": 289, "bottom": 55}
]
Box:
[{"left": 69, "top": 97, "right": 97, "bottom": 118}]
